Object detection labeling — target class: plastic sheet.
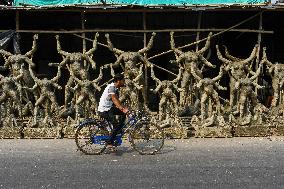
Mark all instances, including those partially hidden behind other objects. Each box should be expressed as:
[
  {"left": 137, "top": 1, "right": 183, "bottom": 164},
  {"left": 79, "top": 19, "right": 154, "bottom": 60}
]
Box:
[
  {"left": 0, "top": 30, "right": 14, "bottom": 50},
  {"left": 0, "top": 30, "right": 21, "bottom": 54}
]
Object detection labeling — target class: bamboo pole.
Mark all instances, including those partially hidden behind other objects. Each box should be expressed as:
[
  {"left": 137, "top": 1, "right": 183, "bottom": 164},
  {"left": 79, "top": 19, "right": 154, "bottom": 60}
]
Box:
[
  {"left": 256, "top": 12, "right": 263, "bottom": 66},
  {"left": 0, "top": 28, "right": 273, "bottom": 34},
  {"left": 191, "top": 11, "right": 203, "bottom": 105},
  {"left": 195, "top": 11, "right": 202, "bottom": 52},
  {"left": 256, "top": 12, "right": 263, "bottom": 96},
  {"left": 81, "top": 12, "right": 87, "bottom": 69},
  {"left": 15, "top": 11, "right": 19, "bottom": 32},
  {"left": 81, "top": 12, "right": 86, "bottom": 54},
  {"left": 81, "top": 12, "right": 87, "bottom": 115},
  {"left": 143, "top": 11, "right": 149, "bottom": 106}
]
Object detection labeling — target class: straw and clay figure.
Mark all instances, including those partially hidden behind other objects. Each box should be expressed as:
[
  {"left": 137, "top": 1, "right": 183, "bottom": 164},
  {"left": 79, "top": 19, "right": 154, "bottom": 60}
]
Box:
[
  {"left": 150, "top": 64, "right": 183, "bottom": 121},
  {"left": 105, "top": 32, "right": 156, "bottom": 109},
  {"left": 170, "top": 32, "right": 215, "bottom": 107},
  {"left": 191, "top": 65, "right": 227, "bottom": 121},
  {"left": 233, "top": 65, "right": 264, "bottom": 125},
  {"left": 69, "top": 66, "right": 103, "bottom": 121},
  {"left": 216, "top": 44, "right": 258, "bottom": 111},
  {"left": 119, "top": 65, "right": 144, "bottom": 110},
  {"left": 261, "top": 47, "right": 284, "bottom": 107},
  {"left": 0, "top": 65, "right": 24, "bottom": 127},
  {"left": 26, "top": 65, "right": 62, "bottom": 127},
  {"left": 52, "top": 33, "right": 99, "bottom": 109},
  {"left": 0, "top": 34, "right": 39, "bottom": 104}
]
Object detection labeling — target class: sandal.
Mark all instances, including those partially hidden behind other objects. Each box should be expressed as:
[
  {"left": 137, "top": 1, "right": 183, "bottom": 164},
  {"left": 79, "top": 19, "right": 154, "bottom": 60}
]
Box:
[{"left": 105, "top": 145, "right": 117, "bottom": 153}]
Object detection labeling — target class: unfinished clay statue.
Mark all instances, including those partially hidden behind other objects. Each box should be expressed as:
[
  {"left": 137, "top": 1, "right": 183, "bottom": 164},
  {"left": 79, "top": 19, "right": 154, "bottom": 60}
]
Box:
[
  {"left": 53, "top": 33, "right": 99, "bottom": 108},
  {"left": 0, "top": 66, "right": 24, "bottom": 126},
  {"left": 192, "top": 66, "right": 227, "bottom": 120},
  {"left": 70, "top": 66, "right": 103, "bottom": 120},
  {"left": 0, "top": 34, "right": 39, "bottom": 102},
  {"left": 0, "top": 34, "right": 37, "bottom": 72},
  {"left": 26, "top": 65, "right": 62, "bottom": 127},
  {"left": 105, "top": 32, "right": 155, "bottom": 79},
  {"left": 170, "top": 32, "right": 215, "bottom": 107},
  {"left": 216, "top": 44, "right": 258, "bottom": 110},
  {"left": 261, "top": 47, "right": 284, "bottom": 107},
  {"left": 233, "top": 66, "right": 263, "bottom": 124},
  {"left": 119, "top": 65, "right": 144, "bottom": 110},
  {"left": 150, "top": 64, "right": 183, "bottom": 121},
  {"left": 105, "top": 33, "right": 156, "bottom": 109}
]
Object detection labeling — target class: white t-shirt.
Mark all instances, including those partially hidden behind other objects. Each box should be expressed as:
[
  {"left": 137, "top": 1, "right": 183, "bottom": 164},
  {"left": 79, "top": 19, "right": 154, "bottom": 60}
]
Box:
[{"left": 98, "top": 83, "right": 118, "bottom": 112}]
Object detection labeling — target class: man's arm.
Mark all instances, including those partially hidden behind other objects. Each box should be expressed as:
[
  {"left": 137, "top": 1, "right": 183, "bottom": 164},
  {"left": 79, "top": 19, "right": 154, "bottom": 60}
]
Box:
[{"left": 111, "top": 94, "right": 128, "bottom": 113}]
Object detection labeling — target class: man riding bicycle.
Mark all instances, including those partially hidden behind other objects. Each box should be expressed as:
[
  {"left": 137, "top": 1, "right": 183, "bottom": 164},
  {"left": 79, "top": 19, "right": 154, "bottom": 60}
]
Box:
[
  {"left": 98, "top": 73, "right": 129, "bottom": 151},
  {"left": 75, "top": 73, "right": 164, "bottom": 155}
]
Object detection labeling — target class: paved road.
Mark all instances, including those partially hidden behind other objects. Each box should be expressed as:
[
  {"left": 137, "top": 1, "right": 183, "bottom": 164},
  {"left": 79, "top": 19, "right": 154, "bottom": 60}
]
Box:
[{"left": 0, "top": 137, "right": 284, "bottom": 189}]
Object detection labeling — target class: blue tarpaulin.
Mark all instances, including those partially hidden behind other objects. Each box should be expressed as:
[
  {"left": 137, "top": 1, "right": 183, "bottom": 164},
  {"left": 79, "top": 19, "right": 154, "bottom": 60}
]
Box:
[{"left": 14, "top": 0, "right": 267, "bottom": 6}]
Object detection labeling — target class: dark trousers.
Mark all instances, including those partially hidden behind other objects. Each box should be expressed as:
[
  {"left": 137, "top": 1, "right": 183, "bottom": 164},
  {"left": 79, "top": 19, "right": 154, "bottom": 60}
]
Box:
[{"left": 98, "top": 107, "right": 126, "bottom": 145}]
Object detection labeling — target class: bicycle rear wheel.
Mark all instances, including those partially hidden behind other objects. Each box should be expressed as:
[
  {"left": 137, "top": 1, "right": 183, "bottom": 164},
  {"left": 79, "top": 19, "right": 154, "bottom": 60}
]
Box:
[
  {"left": 75, "top": 120, "right": 108, "bottom": 155},
  {"left": 129, "top": 122, "right": 164, "bottom": 155}
]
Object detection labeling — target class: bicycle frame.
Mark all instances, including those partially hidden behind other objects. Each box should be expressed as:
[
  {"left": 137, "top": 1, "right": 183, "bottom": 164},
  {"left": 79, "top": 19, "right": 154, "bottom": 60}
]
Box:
[
  {"left": 75, "top": 109, "right": 164, "bottom": 155},
  {"left": 97, "top": 113, "right": 141, "bottom": 146},
  {"left": 77, "top": 112, "right": 142, "bottom": 146}
]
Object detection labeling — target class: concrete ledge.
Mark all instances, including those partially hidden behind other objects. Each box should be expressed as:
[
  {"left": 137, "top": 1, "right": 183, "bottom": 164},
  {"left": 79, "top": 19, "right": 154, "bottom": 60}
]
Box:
[
  {"left": 270, "top": 126, "right": 284, "bottom": 136},
  {"left": 194, "top": 127, "right": 233, "bottom": 138},
  {"left": 164, "top": 127, "right": 188, "bottom": 139},
  {"left": 22, "top": 128, "right": 62, "bottom": 139},
  {"left": 234, "top": 125, "right": 270, "bottom": 137},
  {"left": 62, "top": 126, "right": 76, "bottom": 138},
  {"left": 0, "top": 127, "right": 22, "bottom": 139},
  {"left": 1, "top": 119, "right": 284, "bottom": 138}
]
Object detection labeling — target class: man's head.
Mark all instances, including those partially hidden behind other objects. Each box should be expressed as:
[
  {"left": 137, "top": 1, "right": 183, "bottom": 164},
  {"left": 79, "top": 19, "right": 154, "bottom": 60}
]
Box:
[{"left": 113, "top": 73, "right": 125, "bottom": 88}]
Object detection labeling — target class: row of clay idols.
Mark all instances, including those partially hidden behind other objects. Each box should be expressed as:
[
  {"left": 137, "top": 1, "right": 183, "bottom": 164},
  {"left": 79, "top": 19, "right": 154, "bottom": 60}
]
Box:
[{"left": 0, "top": 32, "right": 283, "bottom": 127}]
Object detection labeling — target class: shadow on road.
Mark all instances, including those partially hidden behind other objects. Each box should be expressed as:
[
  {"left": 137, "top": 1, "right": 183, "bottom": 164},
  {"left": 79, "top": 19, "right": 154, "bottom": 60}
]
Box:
[
  {"left": 114, "top": 145, "right": 177, "bottom": 156},
  {"left": 157, "top": 145, "right": 176, "bottom": 155},
  {"left": 74, "top": 144, "right": 177, "bottom": 156}
]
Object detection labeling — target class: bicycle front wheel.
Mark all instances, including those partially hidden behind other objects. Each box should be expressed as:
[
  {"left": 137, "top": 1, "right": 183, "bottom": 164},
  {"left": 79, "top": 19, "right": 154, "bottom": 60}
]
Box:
[
  {"left": 129, "top": 122, "right": 164, "bottom": 155},
  {"left": 75, "top": 120, "right": 108, "bottom": 155}
]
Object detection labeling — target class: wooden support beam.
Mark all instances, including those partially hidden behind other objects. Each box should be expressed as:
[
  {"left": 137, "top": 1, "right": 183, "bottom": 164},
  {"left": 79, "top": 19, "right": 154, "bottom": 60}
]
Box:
[
  {"left": 81, "top": 11, "right": 87, "bottom": 71},
  {"left": 195, "top": 11, "right": 202, "bottom": 52},
  {"left": 81, "top": 12, "right": 86, "bottom": 53},
  {"left": 143, "top": 11, "right": 149, "bottom": 106},
  {"left": 0, "top": 28, "right": 274, "bottom": 34},
  {"left": 15, "top": 10, "right": 19, "bottom": 32},
  {"left": 256, "top": 12, "right": 263, "bottom": 96},
  {"left": 257, "top": 12, "right": 263, "bottom": 64}
]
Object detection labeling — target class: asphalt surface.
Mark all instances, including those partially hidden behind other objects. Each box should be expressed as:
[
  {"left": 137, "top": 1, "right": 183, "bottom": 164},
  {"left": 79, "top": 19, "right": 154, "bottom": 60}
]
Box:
[{"left": 0, "top": 137, "right": 284, "bottom": 189}]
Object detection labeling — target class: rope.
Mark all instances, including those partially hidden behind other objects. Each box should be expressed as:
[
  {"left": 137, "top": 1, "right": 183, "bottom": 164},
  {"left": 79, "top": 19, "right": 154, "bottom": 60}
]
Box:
[
  {"left": 71, "top": 33, "right": 178, "bottom": 78},
  {"left": 148, "top": 11, "right": 263, "bottom": 61},
  {"left": 71, "top": 11, "right": 263, "bottom": 80}
]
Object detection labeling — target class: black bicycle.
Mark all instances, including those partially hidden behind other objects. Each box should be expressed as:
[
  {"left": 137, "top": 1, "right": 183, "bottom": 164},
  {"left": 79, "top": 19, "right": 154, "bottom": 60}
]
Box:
[{"left": 75, "top": 110, "right": 164, "bottom": 155}]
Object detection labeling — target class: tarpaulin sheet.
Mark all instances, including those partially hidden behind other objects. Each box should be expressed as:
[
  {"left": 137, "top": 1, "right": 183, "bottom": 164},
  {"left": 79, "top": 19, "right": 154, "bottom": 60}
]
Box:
[
  {"left": 0, "top": 30, "right": 14, "bottom": 50},
  {"left": 0, "top": 30, "right": 21, "bottom": 54},
  {"left": 14, "top": 0, "right": 267, "bottom": 6}
]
